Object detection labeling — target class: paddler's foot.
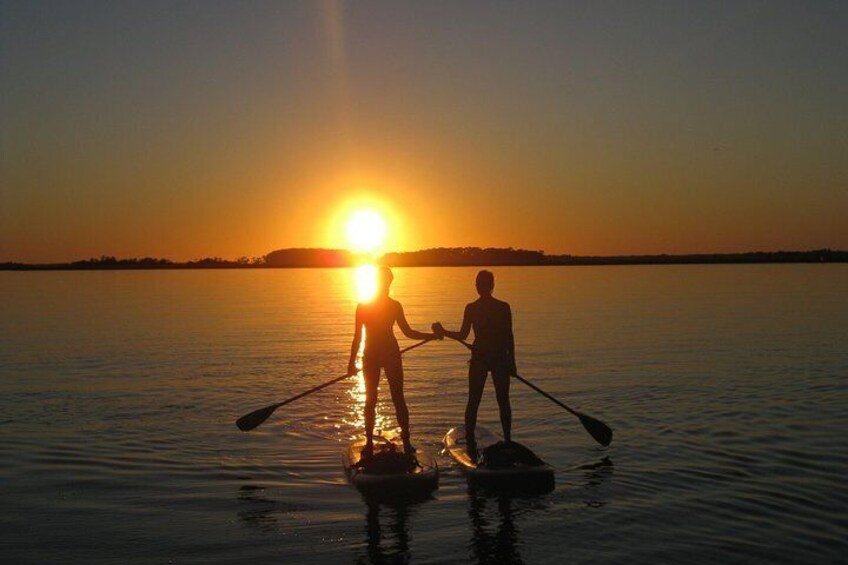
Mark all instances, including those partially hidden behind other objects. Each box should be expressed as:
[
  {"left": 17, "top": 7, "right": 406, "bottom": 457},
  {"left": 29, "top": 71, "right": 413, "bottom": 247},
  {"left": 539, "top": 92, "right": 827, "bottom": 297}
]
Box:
[
  {"left": 399, "top": 431, "right": 416, "bottom": 454},
  {"left": 465, "top": 435, "right": 479, "bottom": 462}
]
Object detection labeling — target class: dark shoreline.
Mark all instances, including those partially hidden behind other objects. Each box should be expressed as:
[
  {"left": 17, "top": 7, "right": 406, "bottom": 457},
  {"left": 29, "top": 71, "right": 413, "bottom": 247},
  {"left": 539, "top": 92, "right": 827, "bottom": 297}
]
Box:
[{"left": 2, "top": 248, "right": 845, "bottom": 271}]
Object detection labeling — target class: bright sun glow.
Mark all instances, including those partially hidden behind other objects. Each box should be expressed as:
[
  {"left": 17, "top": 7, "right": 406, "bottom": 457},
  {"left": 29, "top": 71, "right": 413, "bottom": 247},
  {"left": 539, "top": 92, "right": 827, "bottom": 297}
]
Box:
[
  {"left": 354, "top": 264, "right": 378, "bottom": 303},
  {"left": 345, "top": 209, "right": 387, "bottom": 254}
]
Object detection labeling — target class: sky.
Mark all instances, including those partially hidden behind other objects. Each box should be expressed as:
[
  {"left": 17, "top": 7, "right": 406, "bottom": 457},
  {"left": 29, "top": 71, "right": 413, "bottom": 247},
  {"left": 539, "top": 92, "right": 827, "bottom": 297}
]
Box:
[{"left": 1, "top": 1, "right": 846, "bottom": 262}]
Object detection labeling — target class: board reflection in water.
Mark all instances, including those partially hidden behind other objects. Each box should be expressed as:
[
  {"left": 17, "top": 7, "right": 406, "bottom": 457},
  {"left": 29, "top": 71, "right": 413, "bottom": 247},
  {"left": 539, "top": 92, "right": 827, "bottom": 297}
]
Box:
[{"left": 357, "top": 501, "right": 420, "bottom": 565}]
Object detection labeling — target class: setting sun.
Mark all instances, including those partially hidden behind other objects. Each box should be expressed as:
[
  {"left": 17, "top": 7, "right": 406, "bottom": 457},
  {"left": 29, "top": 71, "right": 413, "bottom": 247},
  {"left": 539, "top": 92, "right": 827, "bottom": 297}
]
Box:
[{"left": 345, "top": 209, "right": 387, "bottom": 254}]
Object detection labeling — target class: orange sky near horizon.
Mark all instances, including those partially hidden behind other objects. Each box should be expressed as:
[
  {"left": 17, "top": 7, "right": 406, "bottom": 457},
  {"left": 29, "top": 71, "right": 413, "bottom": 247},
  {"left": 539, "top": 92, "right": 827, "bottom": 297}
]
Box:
[{"left": 2, "top": 3, "right": 846, "bottom": 263}]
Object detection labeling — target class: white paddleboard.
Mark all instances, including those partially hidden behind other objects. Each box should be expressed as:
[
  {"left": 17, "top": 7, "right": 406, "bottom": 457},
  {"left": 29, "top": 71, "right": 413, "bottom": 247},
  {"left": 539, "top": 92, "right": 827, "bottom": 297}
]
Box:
[
  {"left": 342, "top": 434, "right": 439, "bottom": 497},
  {"left": 444, "top": 425, "right": 555, "bottom": 489}
]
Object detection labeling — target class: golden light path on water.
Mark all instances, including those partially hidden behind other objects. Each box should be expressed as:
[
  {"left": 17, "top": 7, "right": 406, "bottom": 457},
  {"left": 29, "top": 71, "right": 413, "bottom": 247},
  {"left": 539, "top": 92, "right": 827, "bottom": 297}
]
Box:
[
  {"left": 339, "top": 263, "right": 390, "bottom": 437},
  {"left": 336, "top": 200, "right": 394, "bottom": 437},
  {"left": 353, "top": 264, "right": 378, "bottom": 303}
]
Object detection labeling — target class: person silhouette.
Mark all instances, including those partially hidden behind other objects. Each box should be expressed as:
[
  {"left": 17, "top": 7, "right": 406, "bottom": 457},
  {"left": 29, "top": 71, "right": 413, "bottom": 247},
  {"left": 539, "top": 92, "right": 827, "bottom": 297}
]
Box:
[
  {"left": 347, "top": 266, "right": 441, "bottom": 457},
  {"left": 434, "top": 270, "right": 515, "bottom": 456}
]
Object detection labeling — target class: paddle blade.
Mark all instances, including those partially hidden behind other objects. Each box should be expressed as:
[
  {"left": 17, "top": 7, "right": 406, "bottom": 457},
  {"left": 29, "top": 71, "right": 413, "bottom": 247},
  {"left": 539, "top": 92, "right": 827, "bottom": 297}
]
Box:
[
  {"left": 236, "top": 403, "right": 279, "bottom": 431},
  {"left": 578, "top": 412, "right": 613, "bottom": 446}
]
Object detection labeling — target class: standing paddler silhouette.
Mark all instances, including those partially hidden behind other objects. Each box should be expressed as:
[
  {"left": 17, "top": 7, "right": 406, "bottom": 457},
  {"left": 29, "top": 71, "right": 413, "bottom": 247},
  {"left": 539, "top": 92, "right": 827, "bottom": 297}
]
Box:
[
  {"left": 434, "top": 270, "right": 516, "bottom": 458},
  {"left": 347, "top": 266, "right": 442, "bottom": 458}
]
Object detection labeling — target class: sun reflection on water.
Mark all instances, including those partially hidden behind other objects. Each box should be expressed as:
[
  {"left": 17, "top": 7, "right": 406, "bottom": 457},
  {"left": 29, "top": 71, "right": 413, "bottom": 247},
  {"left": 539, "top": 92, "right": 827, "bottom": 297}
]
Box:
[
  {"left": 353, "top": 264, "right": 378, "bottom": 303},
  {"left": 342, "top": 274, "right": 393, "bottom": 436},
  {"left": 342, "top": 331, "right": 391, "bottom": 438}
]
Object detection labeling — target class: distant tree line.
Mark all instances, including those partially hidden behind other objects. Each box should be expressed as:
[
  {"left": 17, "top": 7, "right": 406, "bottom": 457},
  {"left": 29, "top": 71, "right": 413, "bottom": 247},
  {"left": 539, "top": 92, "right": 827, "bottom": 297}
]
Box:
[
  {"left": 0, "top": 255, "right": 264, "bottom": 270},
  {"left": 71, "top": 256, "right": 174, "bottom": 268},
  {"left": 383, "top": 247, "right": 847, "bottom": 266},
  {"left": 543, "top": 249, "right": 847, "bottom": 266},
  {"left": 1, "top": 247, "right": 845, "bottom": 270},
  {"left": 264, "top": 248, "right": 366, "bottom": 268},
  {"left": 383, "top": 247, "right": 546, "bottom": 267}
]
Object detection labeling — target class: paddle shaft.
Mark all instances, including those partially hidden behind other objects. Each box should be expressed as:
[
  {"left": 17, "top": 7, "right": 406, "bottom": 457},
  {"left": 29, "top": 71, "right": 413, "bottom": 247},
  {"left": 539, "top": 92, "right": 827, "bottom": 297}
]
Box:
[
  {"left": 399, "top": 338, "right": 431, "bottom": 356},
  {"left": 511, "top": 374, "right": 579, "bottom": 417},
  {"left": 266, "top": 374, "right": 350, "bottom": 412},
  {"left": 450, "top": 336, "right": 579, "bottom": 417},
  {"left": 246, "top": 338, "right": 431, "bottom": 417},
  {"left": 271, "top": 338, "right": 430, "bottom": 411}
]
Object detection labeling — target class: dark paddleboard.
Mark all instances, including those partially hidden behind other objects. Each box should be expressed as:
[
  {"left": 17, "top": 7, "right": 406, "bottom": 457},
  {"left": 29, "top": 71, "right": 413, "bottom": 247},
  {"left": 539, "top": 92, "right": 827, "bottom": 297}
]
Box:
[
  {"left": 342, "top": 434, "right": 438, "bottom": 498},
  {"left": 444, "top": 425, "right": 554, "bottom": 491}
]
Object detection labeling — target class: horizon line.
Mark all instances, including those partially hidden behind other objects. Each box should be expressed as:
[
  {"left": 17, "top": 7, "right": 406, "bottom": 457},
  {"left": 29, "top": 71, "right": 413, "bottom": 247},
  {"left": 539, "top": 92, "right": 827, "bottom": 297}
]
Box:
[{"left": 2, "top": 247, "right": 845, "bottom": 270}]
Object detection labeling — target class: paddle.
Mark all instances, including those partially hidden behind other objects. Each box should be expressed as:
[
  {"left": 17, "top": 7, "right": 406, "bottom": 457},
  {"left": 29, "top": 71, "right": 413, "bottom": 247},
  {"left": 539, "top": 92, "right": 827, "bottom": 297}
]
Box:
[
  {"left": 446, "top": 336, "right": 613, "bottom": 447},
  {"left": 235, "top": 338, "right": 432, "bottom": 431}
]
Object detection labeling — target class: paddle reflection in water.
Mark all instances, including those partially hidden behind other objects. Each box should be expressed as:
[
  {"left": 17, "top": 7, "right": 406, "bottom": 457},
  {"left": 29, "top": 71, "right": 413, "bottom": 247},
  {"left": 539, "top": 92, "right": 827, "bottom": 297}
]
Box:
[
  {"left": 236, "top": 484, "right": 307, "bottom": 534},
  {"left": 356, "top": 500, "right": 420, "bottom": 565},
  {"left": 567, "top": 456, "right": 615, "bottom": 508}
]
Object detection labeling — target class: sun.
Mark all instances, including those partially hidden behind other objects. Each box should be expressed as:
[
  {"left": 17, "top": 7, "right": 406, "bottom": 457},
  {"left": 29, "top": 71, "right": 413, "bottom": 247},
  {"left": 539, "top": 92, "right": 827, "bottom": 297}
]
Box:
[{"left": 345, "top": 208, "right": 387, "bottom": 254}]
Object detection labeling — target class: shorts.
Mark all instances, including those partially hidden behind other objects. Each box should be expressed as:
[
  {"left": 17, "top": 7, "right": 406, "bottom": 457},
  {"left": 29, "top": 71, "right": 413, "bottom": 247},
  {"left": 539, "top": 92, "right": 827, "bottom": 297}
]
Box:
[
  {"left": 469, "top": 355, "right": 512, "bottom": 383},
  {"left": 468, "top": 357, "right": 512, "bottom": 391},
  {"left": 363, "top": 348, "right": 402, "bottom": 373}
]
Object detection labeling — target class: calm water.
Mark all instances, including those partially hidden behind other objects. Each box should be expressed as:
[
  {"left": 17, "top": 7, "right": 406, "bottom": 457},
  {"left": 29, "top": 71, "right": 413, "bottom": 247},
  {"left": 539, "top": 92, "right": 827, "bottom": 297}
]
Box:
[{"left": 1, "top": 265, "right": 847, "bottom": 564}]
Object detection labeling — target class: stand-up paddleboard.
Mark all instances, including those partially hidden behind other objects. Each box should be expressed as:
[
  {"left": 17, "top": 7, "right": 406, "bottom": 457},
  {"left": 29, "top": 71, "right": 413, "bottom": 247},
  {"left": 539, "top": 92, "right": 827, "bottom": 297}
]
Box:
[
  {"left": 343, "top": 434, "right": 438, "bottom": 498},
  {"left": 444, "top": 425, "right": 554, "bottom": 491}
]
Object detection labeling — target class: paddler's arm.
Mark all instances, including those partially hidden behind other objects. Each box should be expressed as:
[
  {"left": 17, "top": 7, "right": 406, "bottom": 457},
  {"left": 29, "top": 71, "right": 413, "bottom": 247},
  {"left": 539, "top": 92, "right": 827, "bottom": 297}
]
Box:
[
  {"left": 435, "top": 303, "right": 472, "bottom": 342},
  {"left": 506, "top": 303, "right": 517, "bottom": 374},
  {"left": 396, "top": 303, "right": 440, "bottom": 341},
  {"left": 347, "top": 305, "right": 364, "bottom": 376}
]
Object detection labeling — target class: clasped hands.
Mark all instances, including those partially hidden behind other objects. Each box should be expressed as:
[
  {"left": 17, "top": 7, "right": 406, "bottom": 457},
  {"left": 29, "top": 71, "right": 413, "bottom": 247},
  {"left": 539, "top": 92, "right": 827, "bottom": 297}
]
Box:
[{"left": 430, "top": 322, "right": 446, "bottom": 341}]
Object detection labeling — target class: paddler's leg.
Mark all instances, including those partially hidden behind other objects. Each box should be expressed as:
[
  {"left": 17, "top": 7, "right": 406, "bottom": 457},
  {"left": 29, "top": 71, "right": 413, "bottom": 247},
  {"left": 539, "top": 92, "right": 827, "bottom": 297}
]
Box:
[
  {"left": 492, "top": 364, "right": 512, "bottom": 442},
  {"left": 362, "top": 361, "right": 381, "bottom": 458},
  {"left": 385, "top": 355, "right": 413, "bottom": 452},
  {"left": 465, "top": 359, "right": 487, "bottom": 456}
]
